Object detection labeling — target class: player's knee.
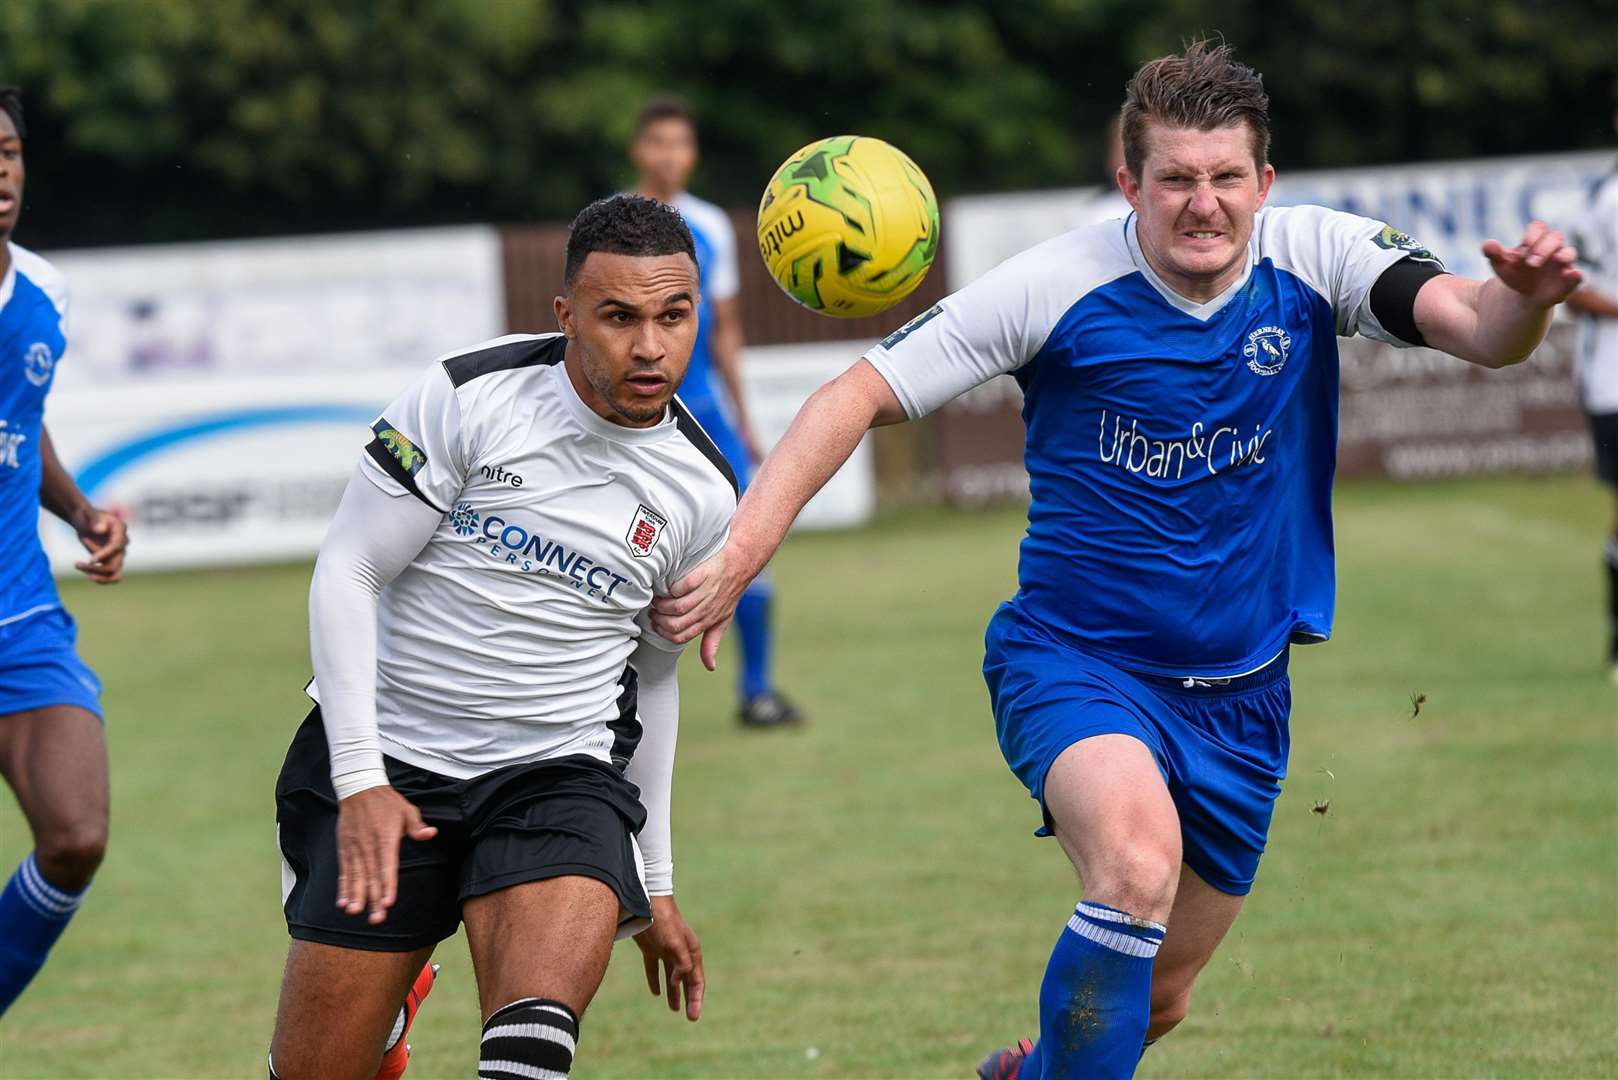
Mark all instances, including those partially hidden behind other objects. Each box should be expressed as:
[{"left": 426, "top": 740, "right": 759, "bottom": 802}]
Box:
[
  {"left": 1088, "top": 843, "right": 1180, "bottom": 921},
  {"left": 36, "top": 820, "right": 107, "bottom": 890}
]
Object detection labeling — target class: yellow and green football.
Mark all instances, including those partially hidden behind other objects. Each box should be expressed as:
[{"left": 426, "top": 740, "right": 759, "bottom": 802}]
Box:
[{"left": 756, "top": 135, "right": 939, "bottom": 318}]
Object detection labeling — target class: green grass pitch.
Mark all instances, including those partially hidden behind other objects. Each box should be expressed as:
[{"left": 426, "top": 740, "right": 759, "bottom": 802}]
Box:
[{"left": 2, "top": 473, "right": 1615, "bottom": 1078}]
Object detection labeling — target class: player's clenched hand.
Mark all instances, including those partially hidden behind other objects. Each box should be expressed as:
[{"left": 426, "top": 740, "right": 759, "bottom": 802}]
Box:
[
  {"left": 72, "top": 507, "right": 128, "bottom": 584},
  {"left": 650, "top": 544, "right": 745, "bottom": 671},
  {"left": 634, "top": 895, "right": 705, "bottom": 1021},
  {"left": 335, "top": 786, "right": 437, "bottom": 925},
  {"left": 1481, "top": 220, "right": 1582, "bottom": 307}
]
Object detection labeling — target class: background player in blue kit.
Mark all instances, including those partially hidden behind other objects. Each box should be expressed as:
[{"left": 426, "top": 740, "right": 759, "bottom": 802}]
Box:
[
  {"left": 630, "top": 96, "right": 804, "bottom": 729},
  {"left": 652, "top": 41, "right": 1584, "bottom": 1079},
  {"left": 0, "top": 86, "right": 130, "bottom": 1018}
]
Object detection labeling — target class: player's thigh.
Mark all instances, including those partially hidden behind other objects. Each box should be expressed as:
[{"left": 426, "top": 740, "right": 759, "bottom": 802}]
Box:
[
  {"left": 0, "top": 705, "right": 110, "bottom": 855},
  {"left": 462, "top": 875, "right": 621, "bottom": 1020},
  {"left": 1149, "top": 862, "right": 1245, "bottom": 1029},
  {"left": 1045, "top": 733, "right": 1182, "bottom": 919},
  {"left": 270, "top": 939, "right": 434, "bottom": 1080}
]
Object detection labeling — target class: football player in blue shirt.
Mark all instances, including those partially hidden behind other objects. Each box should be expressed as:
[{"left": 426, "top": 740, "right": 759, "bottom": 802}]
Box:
[
  {"left": 0, "top": 86, "right": 129, "bottom": 1017},
  {"left": 652, "top": 41, "right": 1582, "bottom": 1079},
  {"left": 630, "top": 96, "right": 804, "bottom": 728}
]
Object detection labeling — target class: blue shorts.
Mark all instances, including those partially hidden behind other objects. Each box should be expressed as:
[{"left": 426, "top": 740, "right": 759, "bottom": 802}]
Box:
[
  {"left": 681, "top": 395, "right": 753, "bottom": 492},
  {"left": 0, "top": 607, "right": 104, "bottom": 719},
  {"left": 983, "top": 603, "right": 1290, "bottom": 895}
]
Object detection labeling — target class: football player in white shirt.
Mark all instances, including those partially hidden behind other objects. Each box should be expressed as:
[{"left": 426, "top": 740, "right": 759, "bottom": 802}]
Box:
[
  {"left": 267, "top": 196, "right": 738, "bottom": 1080},
  {"left": 1566, "top": 84, "right": 1618, "bottom": 684}
]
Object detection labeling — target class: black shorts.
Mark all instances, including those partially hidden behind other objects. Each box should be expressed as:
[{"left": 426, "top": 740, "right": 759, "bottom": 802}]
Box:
[
  {"left": 275, "top": 708, "right": 652, "bottom": 953},
  {"left": 1590, "top": 411, "right": 1618, "bottom": 488}
]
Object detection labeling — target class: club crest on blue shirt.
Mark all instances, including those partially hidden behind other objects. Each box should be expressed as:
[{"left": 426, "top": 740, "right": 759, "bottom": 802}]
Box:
[
  {"left": 626, "top": 504, "right": 668, "bottom": 559},
  {"left": 23, "top": 342, "right": 55, "bottom": 387},
  {"left": 1243, "top": 325, "right": 1292, "bottom": 376}
]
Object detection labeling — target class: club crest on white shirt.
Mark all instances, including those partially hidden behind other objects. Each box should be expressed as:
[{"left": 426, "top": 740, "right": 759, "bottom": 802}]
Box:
[
  {"left": 626, "top": 503, "right": 668, "bottom": 558},
  {"left": 1243, "top": 325, "right": 1291, "bottom": 376}
]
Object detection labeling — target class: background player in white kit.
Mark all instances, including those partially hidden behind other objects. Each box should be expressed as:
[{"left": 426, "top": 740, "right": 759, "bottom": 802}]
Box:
[
  {"left": 267, "top": 196, "right": 737, "bottom": 1080},
  {"left": 1566, "top": 81, "right": 1618, "bottom": 684}
]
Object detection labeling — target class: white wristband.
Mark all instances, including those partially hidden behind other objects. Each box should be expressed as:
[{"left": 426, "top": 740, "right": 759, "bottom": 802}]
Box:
[{"left": 331, "top": 766, "right": 391, "bottom": 802}]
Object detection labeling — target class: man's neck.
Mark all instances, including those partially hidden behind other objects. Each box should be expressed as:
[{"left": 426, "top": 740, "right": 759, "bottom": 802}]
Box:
[
  {"left": 0, "top": 236, "right": 11, "bottom": 282},
  {"left": 1135, "top": 236, "right": 1246, "bottom": 305},
  {"left": 562, "top": 342, "right": 664, "bottom": 429}
]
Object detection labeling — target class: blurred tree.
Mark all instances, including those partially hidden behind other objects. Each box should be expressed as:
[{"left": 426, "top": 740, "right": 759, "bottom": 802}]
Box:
[{"left": 0, "top": 0, "right": 1612, "bottom": 247}]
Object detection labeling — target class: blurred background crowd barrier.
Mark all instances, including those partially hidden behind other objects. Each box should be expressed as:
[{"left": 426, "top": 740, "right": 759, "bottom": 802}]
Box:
[{"left": 38, "top": 147, "right": 1610, "bottom": 575}]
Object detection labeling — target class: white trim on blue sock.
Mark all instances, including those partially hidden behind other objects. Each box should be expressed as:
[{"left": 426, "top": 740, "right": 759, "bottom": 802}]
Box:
[
  {"left": 1067, "top": 902, "right": 1166, "bottom": 959},
  {"left": 16, "top": 855, "right": 84, "bottom": 920}
]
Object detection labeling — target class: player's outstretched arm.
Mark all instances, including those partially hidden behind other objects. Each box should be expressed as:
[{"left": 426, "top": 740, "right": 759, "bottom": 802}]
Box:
[
  {"left": 624, "top": 640, "right": 705, "bottom": 1021},
  {"left": 309, "top": 466, "right": 442, "bottom": 924},
  {"left": 38, "top": 425, "right": 128, "bottom": 583},
  {"left": 1415, "top": 220, "right": 1582, "bottom": 368},
  {"left": 651, "top": 358, "right": 906, "bottom": 667}
]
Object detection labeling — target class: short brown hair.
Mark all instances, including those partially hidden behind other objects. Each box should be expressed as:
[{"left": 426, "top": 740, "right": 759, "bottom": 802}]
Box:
[
  {"left": 1121, "top": 39, "right": 1269, "bottom": 178},
  {"left": 634, "top": 94, "right": 695, "bottom": 138}
]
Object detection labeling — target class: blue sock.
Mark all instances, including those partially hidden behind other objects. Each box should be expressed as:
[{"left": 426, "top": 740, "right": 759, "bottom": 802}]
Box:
[
  {"left": 0, "top": 853, "right": 90, "bottom": 1016},
  {"left": 735, "top": 582, "right": 773, "bottom": 702},
  {"left": 1021, "top": 900, "right": 1165, "bottom": 1079}
]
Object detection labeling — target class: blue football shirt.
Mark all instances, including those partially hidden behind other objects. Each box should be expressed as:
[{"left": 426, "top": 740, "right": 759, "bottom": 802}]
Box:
[
  {"left": 671, "top": 192, "right": 740, "bottom": 416},
  {"left": 0, "top": 243, "right": 70, "bottom": 629},
  {"left": 866, "top": 206, "right": 1437, "bottom": 677}
]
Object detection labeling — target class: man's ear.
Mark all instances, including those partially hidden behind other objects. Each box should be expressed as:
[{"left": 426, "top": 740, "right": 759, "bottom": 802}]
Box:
[
  {"left": 554, "top": 294, "right": 574, "bottom": 338},
  {"left": 1118, "top": 165, "right": 1142, "bottom": 214},
  {"left": 1254, "top": 162, "right": 1276, "bottom": 211}
]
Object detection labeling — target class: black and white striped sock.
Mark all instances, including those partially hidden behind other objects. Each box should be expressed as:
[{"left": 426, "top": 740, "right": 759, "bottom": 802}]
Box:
[{"left": 479, "top": 997, "right": 580, "bottom": 1079}]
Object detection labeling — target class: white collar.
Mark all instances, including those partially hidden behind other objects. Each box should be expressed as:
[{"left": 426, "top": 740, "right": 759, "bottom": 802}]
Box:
[{"left": 0, "top": 244, "right": 15, "bottom": 313}]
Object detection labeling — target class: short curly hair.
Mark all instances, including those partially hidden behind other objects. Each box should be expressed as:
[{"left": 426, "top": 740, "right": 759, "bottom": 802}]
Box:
[
  {"left": 564, "top": 194, "right": 698, "bottom": 288},
  {"left": 0, "top": 86, "right": 24, "bottom": 139}
]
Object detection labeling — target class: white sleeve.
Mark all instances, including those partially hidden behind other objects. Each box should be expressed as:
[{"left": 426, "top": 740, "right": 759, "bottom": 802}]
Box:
[
  {"left": 862, "top": 242, "right": 1070, "bottom": 419},
  {"left": 1261, "top": 205, "right": 1445, "bottom": 347},
  {"left": 708, "top": 212, "right": 740, "bottom": 302},
  {"left": 310, "top": 464, "right": 443, "bottom": 799},
  {"left": 624, "top": 640, "right": 680, "bottom": 895},
  {"left": 360, "top": 362, "right": 471, "bottom": 512}
]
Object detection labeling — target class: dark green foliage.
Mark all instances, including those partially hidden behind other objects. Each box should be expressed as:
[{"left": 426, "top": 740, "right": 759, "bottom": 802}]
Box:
[{"left": 0, "top": 0, "right": 1613, "bottom": 247}]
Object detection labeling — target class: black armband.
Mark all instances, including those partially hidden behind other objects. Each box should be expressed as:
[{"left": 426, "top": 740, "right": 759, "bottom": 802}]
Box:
[{"left": 1368, "top": 258, "right": 1448, "bottom": 348}]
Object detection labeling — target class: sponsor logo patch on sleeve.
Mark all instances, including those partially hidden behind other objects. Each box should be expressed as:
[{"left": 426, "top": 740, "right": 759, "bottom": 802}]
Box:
[
  {"left": 878, "top": 303, "right": 944, "bottom": 351},
  {"left": 372, "top": 418, "right": 427, "bottom": 476},
  {"left": 1371, "top": 224, "right": 1443, "bottom": 267}
]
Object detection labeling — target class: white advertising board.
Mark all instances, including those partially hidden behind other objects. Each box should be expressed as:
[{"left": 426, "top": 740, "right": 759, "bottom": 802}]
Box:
[
  {"left": 945, "top": 149, "right": 1613, "bottom": 290},
  {"left": 43, "top": 226, "right": 504, "bottom": 389},
  {"left": 43, "top": 343, "right": 872, "bottom": 575},
  {"left": 41, "top": 371, "right": 408, "bottom": 573},
  {"left": 1266, "top": 149, "right": 1613, "bottom": 281},
  {"left": 738, "top": 341, "right": 876, "bottom": 531}
]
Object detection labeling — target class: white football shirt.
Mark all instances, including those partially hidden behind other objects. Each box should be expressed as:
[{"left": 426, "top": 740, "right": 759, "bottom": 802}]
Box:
[{"left": 309, "top": 333, "right": 737, "bottom": 778}]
